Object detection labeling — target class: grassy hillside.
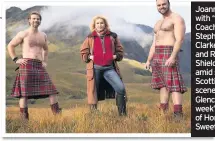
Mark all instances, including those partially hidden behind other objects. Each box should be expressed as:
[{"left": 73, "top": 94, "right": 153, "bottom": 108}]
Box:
[
  {"left": 6, "top": 43, "right": 191, "bottom": 133},
  {"left": 6, "top": 43, "right": 153, "bottom": 105},
  {"left": 6, "top": 7, "right": 191, "bottom": 133}
]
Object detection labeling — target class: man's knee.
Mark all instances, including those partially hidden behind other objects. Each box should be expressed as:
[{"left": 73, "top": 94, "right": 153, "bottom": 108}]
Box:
[
  {"left": 172, "top": 92, "right": 183, "bottom": 95},
  {"left": 20, "top": 97, "right": 27, "bottom": 100},
  {"left": 49, "top": 94, "right": 58, "bottom": 104},
  {"left": 49, "top": 94, "right": 57, "bottom": 98},
  {"left": 160, "top": 87, "right": 168, "bottom": 91},
  {"left": 19, "top": 97, "right": 28, "bottom": 103}
]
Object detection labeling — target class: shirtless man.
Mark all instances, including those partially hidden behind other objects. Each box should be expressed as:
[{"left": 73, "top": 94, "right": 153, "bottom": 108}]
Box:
[
  {"left": 145, "top": 0, "right": 187, "bottom": 119},
  {"left": 7, "top": 11, "right": 61, "bottom": 120}
]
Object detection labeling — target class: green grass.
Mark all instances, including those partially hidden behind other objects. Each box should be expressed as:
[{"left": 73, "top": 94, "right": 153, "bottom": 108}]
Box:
[
  {"left": 5, "top": 43, "right": 190, "bottom": 108},
  {"left": 6, "top": 43, "right": 191, "bottom": 134}
]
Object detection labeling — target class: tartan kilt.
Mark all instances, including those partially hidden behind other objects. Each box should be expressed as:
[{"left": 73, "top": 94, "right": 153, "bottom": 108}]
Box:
[
  {"left": 151, "top": 46, "right": 187, "bottom": 94},
  {"left": 11, "top": 59, "right": 59, "bottom": 99}
]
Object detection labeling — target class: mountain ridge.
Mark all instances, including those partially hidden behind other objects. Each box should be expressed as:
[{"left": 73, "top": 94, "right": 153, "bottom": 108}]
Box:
[{"left": 6, "top": 6, "right": 191, "bottom": 76}]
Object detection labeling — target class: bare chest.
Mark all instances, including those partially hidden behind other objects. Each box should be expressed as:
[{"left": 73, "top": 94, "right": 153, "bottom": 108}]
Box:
[
  {"left": 24, "top": 34, "right": 45, "bottom": 48},
  {"left": 154, "top": 19, "right": 174, "bottom": 33}
]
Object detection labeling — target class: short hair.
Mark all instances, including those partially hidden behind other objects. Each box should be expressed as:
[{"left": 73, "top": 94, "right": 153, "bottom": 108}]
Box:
[
  {"left": 156, "top": 0, "right": 170, "bottom": 4},
  {"left": 90, "top": 15, "right": 110, "bottom": 32},
  {"left": 28, "top": 11, "right": 42, "bottom": 21}
]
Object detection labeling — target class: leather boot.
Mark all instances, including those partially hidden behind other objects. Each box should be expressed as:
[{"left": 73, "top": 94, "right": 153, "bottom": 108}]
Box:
[
  {"left": 116, "top": 94, "right": 127, "bottom": 116},
  {"left": 173, "top": 111, "right": 183, "bottom": 122},
  {"left": 50, "top": 102, "right": 62, "bottom": 115},
  {"left": 173, "top": 105, "right": 183, "bottom": 122},
  {"left": 89, "top": 104, "right": 97, "bottom": 111},
  {"left": 20, "top": 107, "right": 29, "bottom": 121}
]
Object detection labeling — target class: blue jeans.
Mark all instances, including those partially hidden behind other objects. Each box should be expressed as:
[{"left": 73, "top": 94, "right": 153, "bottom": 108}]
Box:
[{"left": 94, "top": 65, "right": 126, "bottom": 96}]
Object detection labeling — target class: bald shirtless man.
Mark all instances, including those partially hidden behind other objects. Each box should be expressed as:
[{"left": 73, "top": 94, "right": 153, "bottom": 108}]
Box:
[
  {"left": 7, "top": 11, "right": 61, "bottom": 120},
  {"left": 145, "top": 0, "right": 187, "bottom": 119}
]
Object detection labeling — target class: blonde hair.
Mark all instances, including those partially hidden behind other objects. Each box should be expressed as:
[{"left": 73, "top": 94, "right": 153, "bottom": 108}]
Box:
[{"left": 90, "top": 15, "right": 110, "bottom": 32}]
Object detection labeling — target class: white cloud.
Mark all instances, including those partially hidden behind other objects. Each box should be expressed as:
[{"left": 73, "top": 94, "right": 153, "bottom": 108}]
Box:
[
  {"left": 6, "top": 3, "right": 191, "bottom": 48},
  {"left": 38, "top": 6, "right": 155, "bottom": 48},
  {"left": 6, "top": 1, "right": 191, "bottom": 32}
]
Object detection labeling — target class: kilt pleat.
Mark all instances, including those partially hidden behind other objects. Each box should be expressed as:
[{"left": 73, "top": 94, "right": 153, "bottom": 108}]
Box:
[{"left": 11, "top": 59, "right": 59, "bottom": 99}]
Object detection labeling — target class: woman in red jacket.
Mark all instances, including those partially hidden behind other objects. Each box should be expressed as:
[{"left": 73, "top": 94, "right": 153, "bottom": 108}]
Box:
[{"left": 80, "top": 15, "right": 127, "bottom": 116}]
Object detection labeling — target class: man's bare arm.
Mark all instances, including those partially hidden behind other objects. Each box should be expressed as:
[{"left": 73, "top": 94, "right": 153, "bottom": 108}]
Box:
[
  {"left": 42, "top": 33, "right": 49, "bottom": 64},
  {"left": 7, "top": 31, "right": 24, "bottom": 59},
  {"left": 171, "top": 15, "right": 186, "bottom": 59}
]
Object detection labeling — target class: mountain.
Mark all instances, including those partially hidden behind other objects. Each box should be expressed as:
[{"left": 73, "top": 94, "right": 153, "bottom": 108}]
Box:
[
  {"left": 135, "top": 24, "right": 154, "bottom": 34},
  {"left": 6, "top": 7, "right": 22, "bottom": 19},
  {"left": 6, "top": 6, "right": 191, "bottom": 84},
  {"left": 6, "top": 6, "right": 47, "bottom": 22}
]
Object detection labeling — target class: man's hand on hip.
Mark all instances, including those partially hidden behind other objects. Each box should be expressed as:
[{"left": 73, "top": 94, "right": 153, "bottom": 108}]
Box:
[{"left": 16, "top": 58, "right": 28, "bottom": 65}]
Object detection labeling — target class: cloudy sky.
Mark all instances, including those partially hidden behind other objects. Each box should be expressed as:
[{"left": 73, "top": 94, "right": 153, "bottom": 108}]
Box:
[{"left": 4, "top": 1, "right": 191, "bottom": 32}]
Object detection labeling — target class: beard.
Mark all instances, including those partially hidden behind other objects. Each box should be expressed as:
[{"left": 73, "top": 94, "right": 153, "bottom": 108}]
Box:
[
  {"left": 158, "top": 6, "right": 170, "bottom": 15},
  {"left": 30, "top": 22, "right": 40, "bottom": 28}
]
